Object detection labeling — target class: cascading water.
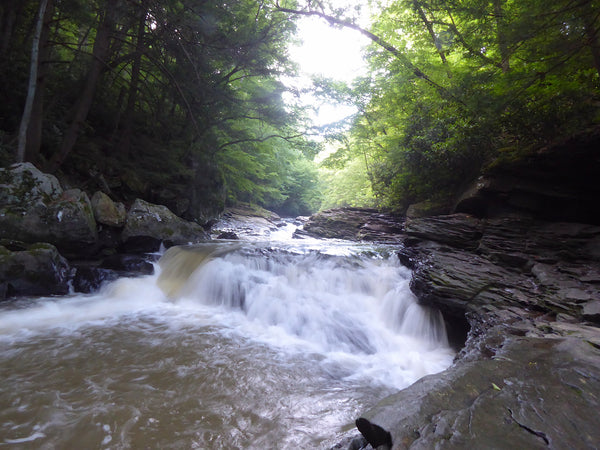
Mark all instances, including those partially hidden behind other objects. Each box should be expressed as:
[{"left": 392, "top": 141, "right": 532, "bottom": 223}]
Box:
[{"left": 0, "top": 224, "right": 454, "bottom": 449}]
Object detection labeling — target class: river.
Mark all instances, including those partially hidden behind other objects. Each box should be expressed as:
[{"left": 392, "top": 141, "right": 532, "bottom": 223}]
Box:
[{"left": 0, "top": 222, "right": 455, "bottom": 449}]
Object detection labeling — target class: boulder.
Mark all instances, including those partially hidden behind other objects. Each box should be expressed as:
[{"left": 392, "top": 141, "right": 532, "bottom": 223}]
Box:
[
  {"left": 0, "top": 162, "right": 62, "bottom": 205},
  {"left": 71, "top": 254, "right": 155, "bottom": 293},
  {"left": 121, "top": 198, "right": 210, "bottom": 252},
  {"left": 0, "top": 242, "right": 72, "bottom": 299},
  {"left": 0, "top": 163, "right": 98, "bottom": 258},
  {"left": 210, "top": 203, "right": 282, "bottom": 239},
  {"left": 217, "top": 231, "right": 239, "bottom": 240},
  {"left": 91, "top": 191, "right": 127, "bottom": 227},
  {"left": 405, "top": 199, "right": 451, "bottom": 219}
]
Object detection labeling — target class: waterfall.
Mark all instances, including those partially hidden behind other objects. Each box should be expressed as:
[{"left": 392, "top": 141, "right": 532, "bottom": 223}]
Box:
[
  {"left": 156, "top": 244, "right": 452, "bottom": 386},
  {"left": 0, "top": 236, "right": 455, "bottom": 449}
]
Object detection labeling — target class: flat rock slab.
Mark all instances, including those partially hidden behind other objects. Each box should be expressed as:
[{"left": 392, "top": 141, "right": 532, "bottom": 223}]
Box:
[{"left": 358, "top": 328, "right": 600, "bottom": 449}]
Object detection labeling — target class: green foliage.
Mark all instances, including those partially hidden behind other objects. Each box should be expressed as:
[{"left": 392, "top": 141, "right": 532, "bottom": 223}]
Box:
[
  {"left": 318, "top": 0, "right": 600, "bottom": 211},
  {"left": 320, "top": 157, "right": 377, "bottom": 210},
  {"left": 1, "top": 0, "right": 322, "bottom": 220}
]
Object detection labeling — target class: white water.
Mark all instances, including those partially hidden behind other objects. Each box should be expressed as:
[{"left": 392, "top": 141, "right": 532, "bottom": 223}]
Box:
[{"left": 0, "top": 223, "right": 455, "bottom": 448}]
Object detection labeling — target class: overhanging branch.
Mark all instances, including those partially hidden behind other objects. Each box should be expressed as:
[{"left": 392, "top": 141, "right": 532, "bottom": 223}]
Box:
[
  {"left": 275, "top": 1, "right": 462, "bottom": 104},
  {"left": 218, "top": 133, "right": 305, "bottom": 150}
]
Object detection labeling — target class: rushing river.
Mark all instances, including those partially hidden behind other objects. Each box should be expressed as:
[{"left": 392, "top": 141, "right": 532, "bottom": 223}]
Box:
[{"left": 0, "top": 223, "right": 455, "bottom": 449}]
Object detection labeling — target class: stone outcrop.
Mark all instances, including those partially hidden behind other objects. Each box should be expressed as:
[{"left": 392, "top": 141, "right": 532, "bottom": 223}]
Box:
[
  {"left": 454, "top": 126, "right": 600, "bottom": 225},
  {"left": 403, "top": 215, "right": 600, "bottom": 322},
  {"left": 300, "top": 206, "right": 600, "bottom": 449},
  {"left": 296, "top": 207, "right": 404, "bottom": 242},
  {"left": 356, "top": 328, "right": 600, "bottom": 450},
  {"left": 330, "top": 213, "right": 600, "bottom": 450}
]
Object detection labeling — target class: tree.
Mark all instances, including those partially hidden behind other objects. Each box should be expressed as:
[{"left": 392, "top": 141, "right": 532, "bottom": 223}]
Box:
[
  {"left": 2, "top": 0, "right": 322, "bottom": 219},
  {"left": 292, "top": 0, "right": 600, "bottom": 211},
  {"left": 16, "top": 0, "right": 49, "bottom": 163}
]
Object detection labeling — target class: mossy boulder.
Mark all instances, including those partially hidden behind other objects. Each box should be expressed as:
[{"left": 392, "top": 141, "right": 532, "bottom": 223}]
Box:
[
  {"left": 0, "top": 164, "right": 98, "bottom": 258},
  {"left": 91, "top": 191, "right": 127, "bottom": 227},
  {"left": 0, "top": 242, "right": 72, "bottom": 299},
  {"left": 0, "top": 162, "right": 62, "bottom": 206},
  {"left": 121, "top": 199, "right": 210, "bottom": 252}
]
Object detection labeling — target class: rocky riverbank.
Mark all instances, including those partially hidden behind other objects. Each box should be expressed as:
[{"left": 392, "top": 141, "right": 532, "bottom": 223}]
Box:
[
  {"left": 298, "top": 207, "right": 600, "bottom": 449},
  {"left": 0, "top": 163, "right": 211, "bottom": 299},
  {"left": 296, "top": 208, "right": 599, "bottom": 448}
]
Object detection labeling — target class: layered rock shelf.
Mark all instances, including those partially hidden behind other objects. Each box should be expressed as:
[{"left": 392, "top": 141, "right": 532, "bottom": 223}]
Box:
[{"left": 302, "top": 208, "right": 600, "bottom": 449}]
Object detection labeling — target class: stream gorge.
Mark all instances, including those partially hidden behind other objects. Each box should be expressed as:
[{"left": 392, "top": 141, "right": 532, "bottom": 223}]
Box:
[{"left": 0, "top": 223, "right": 455, "bottom": 449}]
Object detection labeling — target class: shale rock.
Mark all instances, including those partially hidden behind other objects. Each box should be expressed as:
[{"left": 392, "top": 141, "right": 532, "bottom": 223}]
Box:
[
  {"left": 454, "top": 127, "right": 600, "bottom": 225},
  {"left": 357, "top": 327, "right": 600, "bottom": 450},
  {"left": 403, "top": 215, "right": 600, "bottom": 323},
  {"left": 121, "top": 198, "right": 210, "bottom": 252},
  {"left": 210, "top": 202, "right": 282, "bottom": 239},
  {"left": 350, "top": 213, "right": 600, "bottom": 449},
  {"left": 299, "top": 207, "right": 403, "bottom": 242}
]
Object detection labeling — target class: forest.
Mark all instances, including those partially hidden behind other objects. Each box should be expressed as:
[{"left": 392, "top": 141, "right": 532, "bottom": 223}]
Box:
[{"left": 1, "top": 0, "right": 599, "bottom": 220}]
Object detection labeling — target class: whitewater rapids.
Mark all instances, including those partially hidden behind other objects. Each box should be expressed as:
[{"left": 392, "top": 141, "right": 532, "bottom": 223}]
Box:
[{"left": 0, "top": 228, "right": 455, "bottom": 448}]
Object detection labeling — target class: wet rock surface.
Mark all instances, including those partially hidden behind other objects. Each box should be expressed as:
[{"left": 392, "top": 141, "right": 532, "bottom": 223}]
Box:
[
  {"left": 121, "top": 198, "right": 210, "bottom": 252},
  {"left": 297, "top": 207, "right": 404, "bottom": 242},
  {"left": 0, "top": 242, "right": 72, "bottom": 299},
  {"left": 307, "top": 211, "right": 600, "bottom": 449},
  {"left": 0, "top": 163, "right": 214, "bottom": 298},
  {"left": 210, "top": 202, "right": 284, "bottom": 239},
  {"left": 0, "top": 163, "right": 98, "bottom": 258}
]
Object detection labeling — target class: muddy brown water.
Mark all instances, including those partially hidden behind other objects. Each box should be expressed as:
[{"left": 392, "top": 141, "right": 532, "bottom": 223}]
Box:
[{"left": 0, "top": 232, "right": 454, "bottom": 448}]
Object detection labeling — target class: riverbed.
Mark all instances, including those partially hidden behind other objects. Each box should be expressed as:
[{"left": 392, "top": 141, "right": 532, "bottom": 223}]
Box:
[{"left": 0, "top": 223, "right": 454, "bottom": 448}]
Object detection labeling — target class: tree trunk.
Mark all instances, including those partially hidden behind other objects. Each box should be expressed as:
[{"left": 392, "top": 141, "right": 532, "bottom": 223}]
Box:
[
  {"left": 117, "top": 3, "right": 147, "bottom": 158},
  {"left": 493, "top": 0, "right": 510, "bottom": 72},
  {"left": 25, "top": 0, "right": 55, "bottom": 164},
  {"left": 16, "top": 0, "right": 48, "bottom": 163},
  {"left": 413, "top": 0, "right": 451, "bottom": 77},
  {"left": 47, "top": 0, "right": 117, "bottom": 172}
]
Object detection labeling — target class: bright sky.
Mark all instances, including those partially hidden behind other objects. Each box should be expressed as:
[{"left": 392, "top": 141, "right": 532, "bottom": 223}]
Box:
[{"left": 284, "top": 4, "right": 372, "bottom": 130}]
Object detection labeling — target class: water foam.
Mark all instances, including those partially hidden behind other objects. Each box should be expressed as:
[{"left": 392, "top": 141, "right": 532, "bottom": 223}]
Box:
[{"left": 157, "top": 245, "right": 454, "bottom": 388}]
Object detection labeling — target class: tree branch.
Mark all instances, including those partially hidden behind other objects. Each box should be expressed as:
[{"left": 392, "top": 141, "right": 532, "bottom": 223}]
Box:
[
  {"left": 218, "top": 133, "right": 304, "bottom": 150},
  {"left": 275, "top": 1, "right": 462, "bottom": 104}
]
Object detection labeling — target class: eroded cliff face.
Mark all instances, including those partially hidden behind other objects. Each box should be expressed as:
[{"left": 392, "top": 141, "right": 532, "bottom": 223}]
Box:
[{"left": 454, "top": 126, "right": 600, "bottom": 226}]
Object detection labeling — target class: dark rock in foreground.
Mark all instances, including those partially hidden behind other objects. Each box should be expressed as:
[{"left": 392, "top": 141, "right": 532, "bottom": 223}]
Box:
[
  {"left": 359, "top": 329, "right": 600, "bottom": 449},
  {"left": 0, "top": 242, "right": 72, "bottom": 299}
]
